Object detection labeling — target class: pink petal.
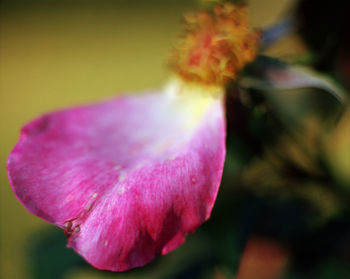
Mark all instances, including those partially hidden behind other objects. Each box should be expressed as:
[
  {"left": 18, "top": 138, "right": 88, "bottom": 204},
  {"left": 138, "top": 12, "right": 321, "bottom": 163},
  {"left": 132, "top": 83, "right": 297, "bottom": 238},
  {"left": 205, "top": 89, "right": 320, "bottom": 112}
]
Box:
[{"left": 7, "top": 88, "right": 226, "bottom": 271}]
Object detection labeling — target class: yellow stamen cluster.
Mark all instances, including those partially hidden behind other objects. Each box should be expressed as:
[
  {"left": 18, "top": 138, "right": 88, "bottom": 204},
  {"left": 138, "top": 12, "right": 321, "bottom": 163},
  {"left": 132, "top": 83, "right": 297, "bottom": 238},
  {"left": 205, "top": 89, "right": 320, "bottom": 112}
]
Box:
[{"left": 170, "top": 2, "right": 260, "bottom": 86}]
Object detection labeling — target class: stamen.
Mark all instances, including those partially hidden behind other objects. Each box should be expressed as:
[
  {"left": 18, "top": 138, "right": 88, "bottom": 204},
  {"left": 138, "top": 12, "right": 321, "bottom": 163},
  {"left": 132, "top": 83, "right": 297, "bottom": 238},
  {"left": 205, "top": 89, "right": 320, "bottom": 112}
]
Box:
[{"left": 169, "top": 2, "right": 260, "bottom": 86}]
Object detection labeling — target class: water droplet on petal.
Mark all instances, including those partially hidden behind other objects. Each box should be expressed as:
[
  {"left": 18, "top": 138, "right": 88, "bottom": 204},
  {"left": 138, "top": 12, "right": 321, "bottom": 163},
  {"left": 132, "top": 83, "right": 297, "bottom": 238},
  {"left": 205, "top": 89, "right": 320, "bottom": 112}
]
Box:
[
  {"left": 118, "top": 186, "right": 126, "bottom": 195},
  {"left": 113, "top": 165, "right": 121, "bottom": 171},
  {"left": 85, "top": 203, "right": 92, "bottom": 211},
  {"left": 118, "top": 173, "right": 126, "bottom": 182}
]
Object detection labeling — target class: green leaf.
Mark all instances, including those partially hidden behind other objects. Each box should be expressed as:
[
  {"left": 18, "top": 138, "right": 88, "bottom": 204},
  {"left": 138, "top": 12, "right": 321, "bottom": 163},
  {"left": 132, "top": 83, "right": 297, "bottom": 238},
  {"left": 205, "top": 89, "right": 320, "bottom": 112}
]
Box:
[{"left": 239, "top": 56, "right": 347, "bottom": 103}]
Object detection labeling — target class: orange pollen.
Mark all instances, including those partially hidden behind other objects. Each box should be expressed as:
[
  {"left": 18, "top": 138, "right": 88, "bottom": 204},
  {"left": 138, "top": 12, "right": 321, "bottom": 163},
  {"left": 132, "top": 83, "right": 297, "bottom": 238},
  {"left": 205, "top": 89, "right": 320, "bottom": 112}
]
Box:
[{"left": 169, "top": 2, "right": 261, "bottom": 86}]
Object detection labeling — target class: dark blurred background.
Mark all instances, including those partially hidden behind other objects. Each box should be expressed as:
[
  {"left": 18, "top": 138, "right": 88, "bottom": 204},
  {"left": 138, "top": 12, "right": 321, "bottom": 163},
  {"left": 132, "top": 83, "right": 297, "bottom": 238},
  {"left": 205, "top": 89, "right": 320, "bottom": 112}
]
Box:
[{"left": 2, "top": 0, "right": 350, "bottom": 278}]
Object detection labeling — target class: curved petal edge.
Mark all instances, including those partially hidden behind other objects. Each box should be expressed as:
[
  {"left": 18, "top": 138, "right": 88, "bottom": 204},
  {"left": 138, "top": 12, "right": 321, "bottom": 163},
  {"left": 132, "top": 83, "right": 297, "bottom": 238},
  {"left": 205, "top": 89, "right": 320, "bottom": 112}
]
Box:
[{"left": 7, "top": 89, "right": 226, "bottom": 271}]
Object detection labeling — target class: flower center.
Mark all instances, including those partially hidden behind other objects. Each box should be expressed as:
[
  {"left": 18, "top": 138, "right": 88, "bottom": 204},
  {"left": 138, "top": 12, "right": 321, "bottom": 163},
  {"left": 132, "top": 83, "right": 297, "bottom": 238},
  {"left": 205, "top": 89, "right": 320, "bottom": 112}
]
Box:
[{"left": 169, "top": 2, "right": 260, "bottom": 87}]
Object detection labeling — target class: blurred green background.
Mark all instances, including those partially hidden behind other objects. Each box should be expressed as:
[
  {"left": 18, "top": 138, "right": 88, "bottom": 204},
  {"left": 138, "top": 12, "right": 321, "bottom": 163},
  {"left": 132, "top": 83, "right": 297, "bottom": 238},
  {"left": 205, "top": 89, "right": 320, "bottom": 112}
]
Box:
[{"left": 0, "top": 1, "right": 295, "bottom": 278}]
